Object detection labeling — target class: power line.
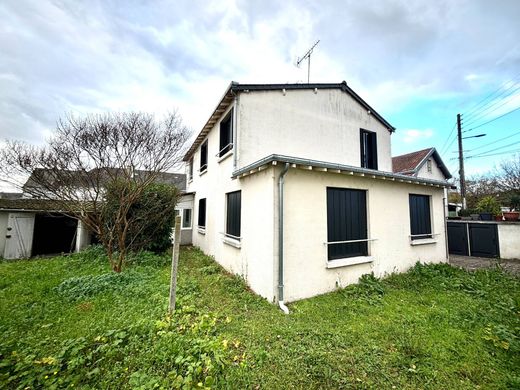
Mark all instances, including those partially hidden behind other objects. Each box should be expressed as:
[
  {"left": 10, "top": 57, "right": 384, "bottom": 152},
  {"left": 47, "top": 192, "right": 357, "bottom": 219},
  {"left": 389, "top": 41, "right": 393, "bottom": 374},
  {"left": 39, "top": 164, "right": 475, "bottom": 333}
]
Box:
[
  {"left": 463, "top": 84, "right": 520, "bottom": 126},
  {"left": 439, "top": 122, "right": 458, "bottom": 154},
  {"left": 462, "top": 70, "right": 520, "bottom": 118},
  {"left": 466, "top": 139, "right": 520, "bottom": 158},
  {"left": 463, "top": 105, "right": 520, "bottom": 133},
  {"left": 466, "top": 148, "right": 520, "bottom": 160},
  {"left": 466, "top": 129, "right": 520, "bottom": 152}
]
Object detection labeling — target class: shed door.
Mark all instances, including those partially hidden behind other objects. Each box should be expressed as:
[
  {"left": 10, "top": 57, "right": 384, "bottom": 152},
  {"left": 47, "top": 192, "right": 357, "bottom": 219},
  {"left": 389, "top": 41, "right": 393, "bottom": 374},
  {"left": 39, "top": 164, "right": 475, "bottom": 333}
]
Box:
[
  {"left": 4, "top": 213, "right": 35, "bottom": 259},
  {"left": 469, "top": 223, "right": 500, "bottom": 258},
  {"left": 447, "top": 222, "right": 469, "bottom": 256}
]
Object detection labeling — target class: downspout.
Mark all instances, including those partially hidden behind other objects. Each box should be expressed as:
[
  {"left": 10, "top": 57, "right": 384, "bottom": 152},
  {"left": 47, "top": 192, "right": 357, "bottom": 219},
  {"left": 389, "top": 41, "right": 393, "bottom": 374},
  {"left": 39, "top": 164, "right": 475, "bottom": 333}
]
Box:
[
  {"left": 278, "top": 163, "right": 290, "bottom": 314},
  {"left": 232, "top": 92, "right": 238, "bottom": 171},
  {"left": 443, "top": 188, "right": 449, "bottom": 263}
]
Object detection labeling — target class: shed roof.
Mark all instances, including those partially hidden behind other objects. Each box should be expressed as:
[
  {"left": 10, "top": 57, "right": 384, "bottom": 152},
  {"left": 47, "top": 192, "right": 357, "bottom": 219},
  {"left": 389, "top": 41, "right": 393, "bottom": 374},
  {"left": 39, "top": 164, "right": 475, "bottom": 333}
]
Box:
[
  {"left": 183, "top": 81, "right": 396, "bottom": 161},
  {"left": 0, "top": 198, "right": 66, "bottom": 212}
]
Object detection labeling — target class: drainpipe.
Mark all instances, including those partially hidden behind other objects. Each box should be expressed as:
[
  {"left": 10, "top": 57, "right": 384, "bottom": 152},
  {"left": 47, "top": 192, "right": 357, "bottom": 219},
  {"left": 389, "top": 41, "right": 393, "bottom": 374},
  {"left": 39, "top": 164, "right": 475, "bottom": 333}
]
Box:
[
  {"left": 443, "top": 188, "right": 449, "bottom": 263},
  {"left": 278, "top": 163, "right": 290, "bottom": 314},
  {"left": 232, "top": 93, "right": 238, "bottom": 171}
]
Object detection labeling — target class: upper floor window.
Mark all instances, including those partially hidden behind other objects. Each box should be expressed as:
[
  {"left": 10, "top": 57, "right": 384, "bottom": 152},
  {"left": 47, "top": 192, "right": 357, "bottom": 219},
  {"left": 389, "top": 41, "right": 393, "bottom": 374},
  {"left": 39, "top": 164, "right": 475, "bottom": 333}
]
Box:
[
  {"left": 327, "top": 187, "right": 368, "bottom": 260},
  {"left": 409, "top": 194, "right": 432, "bottom": 240},
  {"left": 198, "top": 198, "right": 206, "bottom": 228},
  {"left": 360, "top": 129, "right": 378, "bottom": 170},
  {"left": 226, "top": 190, "right": 241, "bottom": 239},
  {"left": 219, "top": 110, "right": 233, "bottom": 157},
  {"left": 200, "top": 140, "right": 208, "bottom": 173},
  {"left": 427, "top": 159, "right": 432, "bottom": 172},
  {"left": 188, "top": 158, "right": 193, "bottom": 181}
]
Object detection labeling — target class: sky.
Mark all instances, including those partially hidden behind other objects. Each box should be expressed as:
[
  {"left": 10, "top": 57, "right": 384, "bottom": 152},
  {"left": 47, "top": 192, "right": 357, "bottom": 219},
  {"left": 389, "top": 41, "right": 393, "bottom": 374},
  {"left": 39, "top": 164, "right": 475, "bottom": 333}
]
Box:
[{"left": 1, "top": 0, "right": 520, "bottom": 184}]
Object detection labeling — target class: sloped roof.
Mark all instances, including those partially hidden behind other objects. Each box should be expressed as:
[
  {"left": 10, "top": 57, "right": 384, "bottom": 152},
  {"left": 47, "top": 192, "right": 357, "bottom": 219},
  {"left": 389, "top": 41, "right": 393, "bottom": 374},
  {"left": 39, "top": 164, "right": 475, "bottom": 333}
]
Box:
[
  {"left": 0, "top": 198, "right": 66, "bottom": 212},
  {"left": 392, "top": 148, "right": 432, "bottom": 175},
  {"left": 183, "top": 81, "right": 396, "bottom": 161},
  {"left": 392, "top": 147, "right": 452, "bottom": 179},
  {"left": 232, "top": 154, "right": 452, "bottom": 188},
  {"left": 23, "top": 168, "right": 186, "bottom": 192}
]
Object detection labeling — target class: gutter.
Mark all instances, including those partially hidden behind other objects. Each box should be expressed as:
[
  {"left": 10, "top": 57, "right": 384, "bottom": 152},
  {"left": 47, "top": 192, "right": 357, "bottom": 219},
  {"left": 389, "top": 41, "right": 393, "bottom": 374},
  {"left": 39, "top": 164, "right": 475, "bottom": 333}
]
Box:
[
  {"left": 278, "top": 163, "right": 290, "bottom": 314},
  {"left": 233, "top": 154, "right": 454, "bottom": 188}
]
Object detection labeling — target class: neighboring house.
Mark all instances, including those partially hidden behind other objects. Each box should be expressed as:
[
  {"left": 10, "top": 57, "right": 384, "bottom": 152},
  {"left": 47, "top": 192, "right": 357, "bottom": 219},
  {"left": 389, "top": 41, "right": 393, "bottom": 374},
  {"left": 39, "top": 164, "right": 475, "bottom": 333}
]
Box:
[
  {"left": 392, "top": 147, "right": 452, "bottom": 181},
  {"left": 184, "top": 81, "right": 452, "bottom": 306},
  {"left": 0, "top": 169, "right": 190, "bottom": 259}
]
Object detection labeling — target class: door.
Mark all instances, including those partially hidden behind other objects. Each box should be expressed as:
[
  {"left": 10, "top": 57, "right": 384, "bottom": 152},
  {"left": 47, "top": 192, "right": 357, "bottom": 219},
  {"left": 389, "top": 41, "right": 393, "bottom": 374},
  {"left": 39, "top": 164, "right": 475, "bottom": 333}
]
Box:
[
  {"left": 4, "top": 213, "right": 35, "bottom": 259},
  {"left": 447, "top": 222, "right": 469, "bottom": 256},
  {"left": 469, "top": 223, "right": 500, "bottom": 258}
]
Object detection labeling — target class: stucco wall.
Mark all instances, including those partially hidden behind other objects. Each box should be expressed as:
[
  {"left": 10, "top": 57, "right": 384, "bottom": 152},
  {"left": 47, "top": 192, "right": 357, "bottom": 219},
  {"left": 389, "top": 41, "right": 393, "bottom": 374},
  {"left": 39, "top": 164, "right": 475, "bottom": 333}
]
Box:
[
  {"left": 498, "top": 223, "right": 520, "bottom": 259},
  {"left": 188, "top": 107, "right": 277, "bottom": 299},
  {"left": 0, "top": 212, "right": 8, "bottom": 257},
  {"left": 238, "top": 89, "right": 392, "bottom": 171},
  {"left": 282, "top": 168, "right": 447, "bottom": 302},
  {"left": 416, "top": 158, "right": 447, "bottom": 181}
]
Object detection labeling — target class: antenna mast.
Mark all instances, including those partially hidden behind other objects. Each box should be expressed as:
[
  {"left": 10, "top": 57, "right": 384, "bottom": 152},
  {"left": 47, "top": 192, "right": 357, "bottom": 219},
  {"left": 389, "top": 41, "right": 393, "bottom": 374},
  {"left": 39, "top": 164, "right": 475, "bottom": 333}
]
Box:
[{"left": 296, "top": 40, "right": 320, "bottom": 83}]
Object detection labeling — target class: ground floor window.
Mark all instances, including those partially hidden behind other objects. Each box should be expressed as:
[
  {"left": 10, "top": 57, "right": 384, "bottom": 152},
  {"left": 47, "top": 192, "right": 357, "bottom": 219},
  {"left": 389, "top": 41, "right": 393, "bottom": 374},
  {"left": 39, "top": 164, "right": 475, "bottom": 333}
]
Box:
[
  {"left": 182, "top": 208, "right": 192, "bottom": 229},
  {"left": 198, "top": 199, "right": 206, "bottom": 228},
  {"left": 226, "top": 191, "right": 241, "bottom": 239},
  {"left": 327, "top": 187, "right": 368, "bottom": 260},
  {"left": 409, "top": 194, "right": 432, "bottom": 240}
]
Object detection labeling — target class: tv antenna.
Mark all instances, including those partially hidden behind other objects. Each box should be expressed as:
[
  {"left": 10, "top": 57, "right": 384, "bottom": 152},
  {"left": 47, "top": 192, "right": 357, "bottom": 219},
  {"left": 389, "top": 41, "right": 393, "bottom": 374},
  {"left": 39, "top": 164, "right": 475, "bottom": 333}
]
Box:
[{"left": 296, "top": 40, "right": 320, "bottom": 83}]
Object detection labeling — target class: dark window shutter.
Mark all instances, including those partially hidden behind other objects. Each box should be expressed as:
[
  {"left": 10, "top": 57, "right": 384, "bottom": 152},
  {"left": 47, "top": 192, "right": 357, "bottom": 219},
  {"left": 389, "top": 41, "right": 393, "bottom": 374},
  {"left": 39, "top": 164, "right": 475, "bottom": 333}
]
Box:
[
  {"left": 327, "top": 188, "right": 368, "bottom": 260},
  {"left": 198, "top": 198, "right": 206, "bottom": 228},
  {"left": 409, "top": 194, "right": 432, "bottom": 239},
  {"left": 200, "top": 141, "right": 208, "bottom": 170},
  {"left": 369, "top": 132, "right": 378, "bottom": 169},
  {"left": 219, "top": 110, "right": 233, "bottom": 157},
  {"left": 226, "top": 191, "right": 241, "bottom": 237},
  {"left": 360, "top": 130, "right": 367, "bottom": 168},
  {"left": 360, "top": 129, "right": 378, "bottom": 169}
]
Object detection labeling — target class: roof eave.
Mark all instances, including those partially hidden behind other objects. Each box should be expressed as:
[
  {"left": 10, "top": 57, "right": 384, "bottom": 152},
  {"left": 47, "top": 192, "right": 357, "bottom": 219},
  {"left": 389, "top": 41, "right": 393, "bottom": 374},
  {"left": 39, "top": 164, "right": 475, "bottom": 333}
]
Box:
[
  {"left": 182, "top": 81, "right": 396, "bottom": 161},
  {"left": 232, "top": 154, "right": 451, "bottom": 188}
]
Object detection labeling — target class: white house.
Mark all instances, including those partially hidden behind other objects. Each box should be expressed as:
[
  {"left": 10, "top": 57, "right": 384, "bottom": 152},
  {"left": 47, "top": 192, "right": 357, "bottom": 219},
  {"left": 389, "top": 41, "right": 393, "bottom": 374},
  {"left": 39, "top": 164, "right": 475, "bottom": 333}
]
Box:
[
  {"left": 392, "top": 147, "right": 452, "bottom": 181},
  {"left": 183, "top": 81, "right": 451, "bottom": 308}
]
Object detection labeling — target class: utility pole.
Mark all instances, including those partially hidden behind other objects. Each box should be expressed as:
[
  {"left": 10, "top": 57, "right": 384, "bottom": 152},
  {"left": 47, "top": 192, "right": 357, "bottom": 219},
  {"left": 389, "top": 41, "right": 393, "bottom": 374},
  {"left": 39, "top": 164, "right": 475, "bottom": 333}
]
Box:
[{"left": 457, "top": 113, "right": 467, "bottom": 210}]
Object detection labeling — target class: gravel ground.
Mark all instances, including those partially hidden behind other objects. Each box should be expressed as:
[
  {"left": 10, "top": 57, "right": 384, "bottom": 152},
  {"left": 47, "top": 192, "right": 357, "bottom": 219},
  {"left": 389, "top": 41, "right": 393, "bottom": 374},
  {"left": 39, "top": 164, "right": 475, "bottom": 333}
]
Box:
[{"left": 449, "top": 255, "right": 520, "bottom": 275}]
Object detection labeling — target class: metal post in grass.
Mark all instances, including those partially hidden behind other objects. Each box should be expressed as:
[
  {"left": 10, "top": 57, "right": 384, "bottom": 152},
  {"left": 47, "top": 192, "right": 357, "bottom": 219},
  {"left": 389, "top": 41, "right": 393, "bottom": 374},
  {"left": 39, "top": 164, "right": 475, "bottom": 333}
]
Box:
[{"left": 169, "top": 215, "right": 181, "bottom": 314}]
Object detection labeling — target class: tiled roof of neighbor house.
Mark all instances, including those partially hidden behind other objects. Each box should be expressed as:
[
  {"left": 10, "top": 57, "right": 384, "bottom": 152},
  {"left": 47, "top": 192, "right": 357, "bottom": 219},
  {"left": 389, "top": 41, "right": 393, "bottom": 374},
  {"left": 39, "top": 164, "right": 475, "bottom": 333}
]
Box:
[
  {"left": 392, "top": 147, "right": 452, "bottom": 179},
  {"left": 183, "top": 81, "right": 396, "bottom": 161},
  {"left": 392, "top": 148, "right": 432, "bottom": 175},
  {"left": 232, "top": 154, "right": 453, "bottom": 188},
  {"left": 23, "top": 169, "right": 186, "bottom": 192}
]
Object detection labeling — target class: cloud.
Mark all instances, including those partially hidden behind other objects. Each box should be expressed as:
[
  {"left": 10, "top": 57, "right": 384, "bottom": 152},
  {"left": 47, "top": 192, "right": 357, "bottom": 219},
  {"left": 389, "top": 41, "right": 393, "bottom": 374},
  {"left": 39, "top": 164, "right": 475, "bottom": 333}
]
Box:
[
  {"left": 402, "top": 128, "right": 434, "bottom": 144},
  {"left": 0, "top": 0, "right": 519, "bottom": 149}
]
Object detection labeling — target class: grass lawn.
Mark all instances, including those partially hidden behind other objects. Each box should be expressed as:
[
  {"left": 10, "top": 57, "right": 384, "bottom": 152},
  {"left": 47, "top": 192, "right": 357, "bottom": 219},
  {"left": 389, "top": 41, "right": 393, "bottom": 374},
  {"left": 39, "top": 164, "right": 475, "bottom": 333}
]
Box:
[{"left": 1, "top": 246, "right": 519, "bottom": 389}]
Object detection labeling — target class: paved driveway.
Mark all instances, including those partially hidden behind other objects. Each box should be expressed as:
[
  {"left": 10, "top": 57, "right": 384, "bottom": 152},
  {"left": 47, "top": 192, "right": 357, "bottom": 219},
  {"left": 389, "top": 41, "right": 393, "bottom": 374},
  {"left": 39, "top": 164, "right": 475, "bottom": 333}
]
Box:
[{"left": 450, "top": 255, "right": 520, "bottom": 275}]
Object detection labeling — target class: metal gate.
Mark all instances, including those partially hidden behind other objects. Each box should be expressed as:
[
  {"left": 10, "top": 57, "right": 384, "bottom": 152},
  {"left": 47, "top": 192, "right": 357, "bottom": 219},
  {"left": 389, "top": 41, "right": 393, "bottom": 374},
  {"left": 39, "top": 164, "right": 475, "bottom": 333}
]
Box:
[{"left": 447, "top": 221, "right": 500, "bottom": 258}]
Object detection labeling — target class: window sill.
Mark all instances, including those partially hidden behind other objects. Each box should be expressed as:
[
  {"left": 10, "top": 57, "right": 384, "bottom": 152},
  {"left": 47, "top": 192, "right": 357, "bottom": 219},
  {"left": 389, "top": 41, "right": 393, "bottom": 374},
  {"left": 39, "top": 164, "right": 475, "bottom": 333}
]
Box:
[
  {"left": 410, "top": 238, "right": 437, "bottom": 246},
  {"left": 199, "top": 169, "right": 207, "bottom": 177},
  {"left": 197, "top": 227, "right": 206, "bottom": 235},
  {"left": 326, "top": 256, "right": 373, "bottom": 269},
  {"left": 181, "top": 227, "right": 192, "bottom": 230},
  {"left": 222, "top": 235, "right": 241, "bottom": 248},
  {"left": 217, "top": 149, "right": 233, "bottom": 163},
  {"left": 187, "top": 178, "right": 193, "bottom": 184}
]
